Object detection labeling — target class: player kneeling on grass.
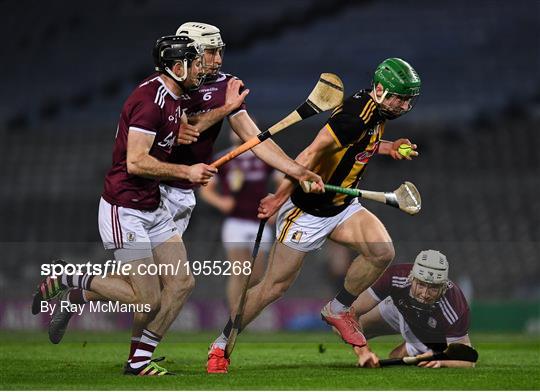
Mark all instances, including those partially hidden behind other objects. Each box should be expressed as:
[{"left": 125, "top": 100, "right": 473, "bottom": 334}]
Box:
[
  {"left": 207, "top": 58, "right": 422, "bottom": 373},
  {"left": 352, "top": 250, "right": 475, "bottom": 368}
]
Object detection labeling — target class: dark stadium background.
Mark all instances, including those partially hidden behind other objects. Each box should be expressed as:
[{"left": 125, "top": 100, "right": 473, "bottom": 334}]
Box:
[{"left": 0, "top": 0, "right": 538, "bottom": 335}]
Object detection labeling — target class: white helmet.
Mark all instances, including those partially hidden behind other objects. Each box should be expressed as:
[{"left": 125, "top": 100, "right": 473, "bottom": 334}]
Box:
[
  {"left": 411, "top": 250, "right": 449, "bottom": 285},
  {"left": 176, "top": 22, "right": 225, "bottom": 49}
]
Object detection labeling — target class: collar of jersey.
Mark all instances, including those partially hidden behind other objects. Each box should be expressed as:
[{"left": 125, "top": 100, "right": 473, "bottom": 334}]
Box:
[{"left": 157, "top": 76, "right": 180, "bottom": 100}]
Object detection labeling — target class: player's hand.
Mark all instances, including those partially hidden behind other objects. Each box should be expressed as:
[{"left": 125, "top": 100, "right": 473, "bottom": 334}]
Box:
[
  {"left": 257, "top": 193, "right": 285, "bottom": 219},
  {"left": 177, "top": 122, "right": 200, "bottom": 145},
  {"left": 187, "top": 163, "right": 217, "bottom": 186},
  {"left": 298, "top": 171, "right": 324, "bottom": 194},
  {"left": 225, "top": 78, "right": 250, "bottom": 112},
  {"left": 417, "top": 360, "right": 441, "bottom": 368},
  {"left": 354, "top": 345, "right": 380, "bottom": 368},
  {"left": 390, "top": 138, "right": 418, "bottom": 160}
]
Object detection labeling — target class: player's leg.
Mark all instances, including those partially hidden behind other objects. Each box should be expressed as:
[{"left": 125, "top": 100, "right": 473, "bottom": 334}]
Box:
[
  {"left": 225, "top": 247, "right": 266, "bottom": 310},
  {"left": 318, "top": 206, "right": 393, "bottom": 367},
  {"left": 208, "top": 242, "right": 306, "bottom": 373},
  {"left": 222, "top": 218, "right": 271, "bottom": 310},
  {"left": 48, "top": 281, "right": 120, "bottom": 344},
  {"left": 329, "top": 208, "right": 395, "bottom": 298},
  {"left": 145, "top": 234, "right": 194, "bottom": 336},
  {"left": 359, "top": 302, "right": 398, "bottom": 340}
]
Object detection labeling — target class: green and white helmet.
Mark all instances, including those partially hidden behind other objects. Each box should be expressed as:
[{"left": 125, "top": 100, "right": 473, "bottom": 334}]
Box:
[
  {"left": 373, "top": 58, "right": 421, "bottom": 97},
  {"left": 411, "top": 250, "right": 449, "bottom": 285},
  {"left": 176, "top": 22, "right": 225, "bottom": 50}
]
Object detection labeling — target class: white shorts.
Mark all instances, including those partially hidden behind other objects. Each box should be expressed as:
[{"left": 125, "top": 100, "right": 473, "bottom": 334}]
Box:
[
  {"left": 98, "top": 197, "right": 178, "bottom": 262},
  {"left": 222, "top": 217, "right": 274, "bottom": 252},
  {"left": 160, "top": 184, "right": 196, "bottom": 237},
  {"left": 373, "top": 292, "right": 430, "bottom": 356},
  {"left": 275, "top": 198, "right": 364, "bottom": 252}
]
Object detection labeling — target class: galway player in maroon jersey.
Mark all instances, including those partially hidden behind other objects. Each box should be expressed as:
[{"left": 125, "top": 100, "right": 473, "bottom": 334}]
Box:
[
  {"left": 34, "top": 35, "right": 215, "bottom": 376},
  {"left": 42, "top": 23, "right": 322, "bottom": 372},
  {"left": 199, "top": 129, "right": 279, "bottom": 310},
  {"left": 161, "top": 21, "right": 322, "bottom": 238},
  {"left": 352, "top": 250, "right": 475, "bottom": 368}
]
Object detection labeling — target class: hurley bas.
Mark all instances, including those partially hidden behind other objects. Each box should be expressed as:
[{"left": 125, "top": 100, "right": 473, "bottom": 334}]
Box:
[{"left": 41, "top": 301, "right": 151, "bottom": 316}]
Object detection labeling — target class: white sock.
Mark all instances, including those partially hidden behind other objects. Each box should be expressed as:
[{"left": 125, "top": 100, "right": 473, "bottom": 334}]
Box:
[
  {"left": 213, "top": 333, "right": 228, "bottom": 349},
  {"left": 329, "top": 298, "right": 348, "bottom": 314}
]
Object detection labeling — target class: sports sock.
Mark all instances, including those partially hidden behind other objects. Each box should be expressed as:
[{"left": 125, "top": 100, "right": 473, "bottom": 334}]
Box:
[
  {"left": 60, "top": 273, "right": 94, "bottom": 290},
  {"left": 213, "top": 333, "right": 228, "bottom": 349},
  {"left": 222, "top": 318, "right": 233, "bottom": 338},
  {"left": 213, "top": 318, "right": 234, "bottom": 349},
  {"left": 130, "top": 329, "right": 161, "bottom": 369},
  {"left": 128, "top": 336, "right": 141, "bottom": 363},
  {"left": 67, "top": 288, "right": 88, "bottom": 305},
  {"left": 330, "top": 286, "right": 357, "bottom": 313}
]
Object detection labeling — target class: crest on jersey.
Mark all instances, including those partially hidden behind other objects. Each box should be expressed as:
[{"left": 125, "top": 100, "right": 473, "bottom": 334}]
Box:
[
  {"left": 127, "top": 232, "right": 136, "bottom": 242},
  {"left": 428, "top": 316, "right": 437, "bottom": 328},
  {"left": 291, "top": 231, "right": 303, "bottom": 243}
]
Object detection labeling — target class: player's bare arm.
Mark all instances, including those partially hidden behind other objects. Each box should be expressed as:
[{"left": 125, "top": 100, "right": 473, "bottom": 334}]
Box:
[
  {"left": 228, "top": 111, "right": 324, "bottom": 191},
  {"left": 258, "top": 125, "right": 341, "bottom": 219},
  {"left": 127, "top": 129, "right": 216, "bottom": 184},
  {"left": 378, "top": 138, "right": 419, "bottom": 160},
  {"left": 198, "top": 177, "right": 235, "bottom": 214},
  {"left": 352, "top": 290, "right": 380, "bottom": 317}
]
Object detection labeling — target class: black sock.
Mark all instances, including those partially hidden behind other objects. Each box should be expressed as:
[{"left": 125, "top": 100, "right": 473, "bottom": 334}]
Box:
[
  {"left": 222, "top": 318, "right": 233, "bottom": 337},
  {"left": 335, "top": 286, "right": 357, "bottom": 308}
]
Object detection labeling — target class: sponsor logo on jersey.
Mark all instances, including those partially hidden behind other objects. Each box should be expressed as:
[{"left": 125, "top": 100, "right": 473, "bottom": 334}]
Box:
[
  {"left": 157, "top": 131, "right": 175, "bottom": 149},
  {"left": 199, "top": 87, "right": 219, "bottom": 93}
]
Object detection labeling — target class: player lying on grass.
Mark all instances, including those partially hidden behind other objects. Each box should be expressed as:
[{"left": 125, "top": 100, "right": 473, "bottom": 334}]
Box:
[
  {"left": 207, "top": 58, "right": 422, "bottom": 373},
  {"left": 352, "top": 250, "right": 475, "bottom": 368}
]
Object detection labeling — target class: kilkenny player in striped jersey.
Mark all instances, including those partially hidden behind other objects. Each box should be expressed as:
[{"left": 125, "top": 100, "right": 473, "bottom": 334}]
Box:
[{"left": 208, "top": 58, "right": 422, "bottom": 372}]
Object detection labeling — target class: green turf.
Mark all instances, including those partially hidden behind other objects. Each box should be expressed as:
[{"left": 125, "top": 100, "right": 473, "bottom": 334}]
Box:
[{"left": 1, "top": 331, "right": 539, "bottom": 390}]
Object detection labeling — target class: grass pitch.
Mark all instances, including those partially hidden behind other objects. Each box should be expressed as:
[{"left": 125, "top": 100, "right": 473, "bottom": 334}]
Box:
[{"left": 1, "top": 331, "right": 539, "bottom": 390}]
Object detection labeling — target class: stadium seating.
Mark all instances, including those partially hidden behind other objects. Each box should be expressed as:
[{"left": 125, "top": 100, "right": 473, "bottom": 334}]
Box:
[{"left": 0, "top": 0, "right": 538, "bottom": 303}]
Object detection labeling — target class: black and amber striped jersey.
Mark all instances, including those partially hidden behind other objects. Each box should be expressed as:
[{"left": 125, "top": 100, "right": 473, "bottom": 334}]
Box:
[{"left": 291, "top": 90, "right": 385, "bottom": 217}]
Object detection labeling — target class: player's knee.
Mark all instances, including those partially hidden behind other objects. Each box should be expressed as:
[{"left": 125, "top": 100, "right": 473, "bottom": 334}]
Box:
[
  {"left": 183, "top": 274, "right": 196, "bottom": 293},
  {"left": 170, "top": 274, "right": 196, "bottom": 299},
  {"left": 368, "top": 242, "right": 395, "bottom": 269}
]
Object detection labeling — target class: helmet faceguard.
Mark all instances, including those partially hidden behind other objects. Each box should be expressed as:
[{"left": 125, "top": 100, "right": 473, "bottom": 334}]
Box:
[
  {"left": 373, "top": 58, "right": 421, "bottom": 119},
  {"left": 153, "top": 35, "right": 205, "bottom": 88},
  {"left": 176, "top": 22, "right": 226, "bottom": 81},
  {"left": 407, "top": 250, "right": 449, "bottom": 304}
]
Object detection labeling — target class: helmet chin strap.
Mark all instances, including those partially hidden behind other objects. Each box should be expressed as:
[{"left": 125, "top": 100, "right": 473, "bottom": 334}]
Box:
[
  {"left": 373, "top": 86, "right": 388, "bottom": 104},
  {"left": 164, "top": 59, "right": 189, "bottom": 89}
]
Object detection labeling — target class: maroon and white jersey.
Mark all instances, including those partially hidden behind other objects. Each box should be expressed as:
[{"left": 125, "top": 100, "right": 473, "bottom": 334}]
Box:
[
  {"left": 102, "top": 74, "right": 182, "bottom": 210},
  {"left": 165, "top": 72, "right": 247, "bottom": 189},
  {"left": 216, "top": 149, "right": 273, "bottom": 221},
  {"left": 369, "top": 263, "right": 470, "bottom": 351}
]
